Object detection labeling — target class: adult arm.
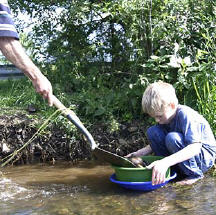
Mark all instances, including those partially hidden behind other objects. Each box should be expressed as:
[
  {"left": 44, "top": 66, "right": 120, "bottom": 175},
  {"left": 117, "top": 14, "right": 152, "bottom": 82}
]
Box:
[{"left": 0, "top": 37, "right": 53, "bottom": 106}]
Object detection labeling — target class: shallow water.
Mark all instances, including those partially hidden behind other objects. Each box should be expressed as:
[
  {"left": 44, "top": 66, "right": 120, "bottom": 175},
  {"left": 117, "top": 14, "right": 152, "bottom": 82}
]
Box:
[{"left": 0, "top": 161, "right": 216, "bottom": 215}]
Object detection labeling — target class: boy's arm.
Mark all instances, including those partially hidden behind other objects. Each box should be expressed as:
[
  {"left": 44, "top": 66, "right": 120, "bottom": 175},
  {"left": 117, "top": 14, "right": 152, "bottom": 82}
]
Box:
[
  {"left": 148, "top": 142, "right": 202, "bottom": 185},
  {"left": 160, "top": 142, "right": 202, "bottom": 166},
  {"left": 125, "top": 145, "right": 153, "bottom": 158}
]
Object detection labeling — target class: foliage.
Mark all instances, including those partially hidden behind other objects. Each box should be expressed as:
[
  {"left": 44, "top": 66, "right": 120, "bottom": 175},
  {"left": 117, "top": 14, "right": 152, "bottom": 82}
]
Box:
[
  {"left": 193, "top": 79, "right": 216, "bottom": 134},
  {"left": 5, "top": 0, "right": 216, "bottom": 133},
  {"left": 0, "top": 79, "right": 38, "bottom": 107}
]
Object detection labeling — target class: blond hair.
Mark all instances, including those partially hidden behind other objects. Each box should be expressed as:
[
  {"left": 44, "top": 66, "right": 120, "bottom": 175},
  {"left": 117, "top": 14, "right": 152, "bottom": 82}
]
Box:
[{"left": 142, "top": 81, "right": 178, "bottom": 115}]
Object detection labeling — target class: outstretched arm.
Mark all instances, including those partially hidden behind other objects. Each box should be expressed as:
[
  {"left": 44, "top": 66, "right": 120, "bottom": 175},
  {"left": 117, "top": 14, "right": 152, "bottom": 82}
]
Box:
[
  {"left": 147, "top": 142, "right": 202, "bottom": 185},
  {"left": 0, "top": 37, "right": 53, "bottom": 106}
]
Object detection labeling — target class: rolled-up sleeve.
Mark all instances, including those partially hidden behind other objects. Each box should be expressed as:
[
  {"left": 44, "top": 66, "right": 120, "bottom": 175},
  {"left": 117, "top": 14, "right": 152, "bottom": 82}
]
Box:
[{"left": 0, "top": 1, "right": 19, "bottom": 39}]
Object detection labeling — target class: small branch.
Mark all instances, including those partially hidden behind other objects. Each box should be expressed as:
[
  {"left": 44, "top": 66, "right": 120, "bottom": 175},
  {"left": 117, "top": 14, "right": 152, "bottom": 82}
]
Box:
[{"left": 0, "top": 109, "right": 61, "bottom": 167}]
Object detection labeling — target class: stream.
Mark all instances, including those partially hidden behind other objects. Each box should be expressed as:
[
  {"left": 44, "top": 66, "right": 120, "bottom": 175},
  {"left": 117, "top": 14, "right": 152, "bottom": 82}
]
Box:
[{"left": 0, "top": 161, "right": 216, "bottom": 215}]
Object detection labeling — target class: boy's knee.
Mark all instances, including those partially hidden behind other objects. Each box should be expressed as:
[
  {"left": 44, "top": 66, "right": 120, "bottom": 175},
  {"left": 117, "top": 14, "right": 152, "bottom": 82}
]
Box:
[
  {"left": 166, "top": 132, "right": 182, "bottom": 142},
  {"left": 165, "top": 132, "right": 184, "bottom": 152}
]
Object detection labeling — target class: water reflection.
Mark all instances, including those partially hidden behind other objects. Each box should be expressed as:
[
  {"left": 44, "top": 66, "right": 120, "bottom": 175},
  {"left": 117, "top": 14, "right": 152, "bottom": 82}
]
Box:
[{"left": 0, "top": 161, "right": 216, "bottom": 215}]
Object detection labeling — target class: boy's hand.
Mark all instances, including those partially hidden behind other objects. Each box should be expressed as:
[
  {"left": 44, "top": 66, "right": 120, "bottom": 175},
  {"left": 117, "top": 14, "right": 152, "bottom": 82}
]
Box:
[
  {"left": 129, "top": 157, "right": 145, "bottom": 167},
  {"left": 146, "top": 159, "right": 170, "bottom": 185}
]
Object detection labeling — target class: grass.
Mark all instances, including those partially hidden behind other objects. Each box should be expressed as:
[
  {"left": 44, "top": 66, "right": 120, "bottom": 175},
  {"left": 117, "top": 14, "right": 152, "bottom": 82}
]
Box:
[
  {"left": 0, "top": 78, "right": 55, "bottom": 126},
  {"left": 0, "top": 78, "right": 85, "bottom": 135}
]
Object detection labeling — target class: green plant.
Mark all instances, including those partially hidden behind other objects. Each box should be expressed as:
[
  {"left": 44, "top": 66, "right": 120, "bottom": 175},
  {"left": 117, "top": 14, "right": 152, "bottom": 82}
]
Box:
[
  {"left": 193, "top": 79, "right": 216, "bottom": 134},
  {"left": 5, "top": 0, "right": 215, "bottom": 130}
]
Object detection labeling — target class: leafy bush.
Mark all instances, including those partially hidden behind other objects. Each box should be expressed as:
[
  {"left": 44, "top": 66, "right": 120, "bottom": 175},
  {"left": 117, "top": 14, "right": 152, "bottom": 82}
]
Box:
[{"left": 6, "top": 0, "right": 216, "bottom": 134}]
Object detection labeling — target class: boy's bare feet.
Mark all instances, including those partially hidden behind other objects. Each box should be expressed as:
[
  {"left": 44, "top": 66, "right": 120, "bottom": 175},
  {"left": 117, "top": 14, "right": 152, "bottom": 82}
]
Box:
[{"left": 176, "top": 176, "right": 203, "bottom": 185}]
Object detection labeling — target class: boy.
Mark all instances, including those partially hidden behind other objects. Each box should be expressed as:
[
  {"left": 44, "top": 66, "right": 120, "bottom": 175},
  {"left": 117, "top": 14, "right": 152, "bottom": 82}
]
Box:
[{"left": 126, "top": 81, "right": 216, "bottom": 185}]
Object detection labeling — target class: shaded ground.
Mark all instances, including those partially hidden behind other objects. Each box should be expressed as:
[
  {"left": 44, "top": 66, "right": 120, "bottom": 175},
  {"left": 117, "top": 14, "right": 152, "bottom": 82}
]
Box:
[{"left": 0, "top": 112, "right": 149, "bottom": 166}]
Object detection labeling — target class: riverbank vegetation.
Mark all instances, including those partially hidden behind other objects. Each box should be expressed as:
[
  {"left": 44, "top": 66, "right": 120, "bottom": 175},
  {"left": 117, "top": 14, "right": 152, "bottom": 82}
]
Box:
[{"left": 1, "top": 0, "right": 215, "bottom": 165}]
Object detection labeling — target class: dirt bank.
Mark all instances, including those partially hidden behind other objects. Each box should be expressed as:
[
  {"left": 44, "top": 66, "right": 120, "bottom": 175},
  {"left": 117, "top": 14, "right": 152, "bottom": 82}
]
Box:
[{"left": 0, "top": 112, "right": 149, "bottom": 166}]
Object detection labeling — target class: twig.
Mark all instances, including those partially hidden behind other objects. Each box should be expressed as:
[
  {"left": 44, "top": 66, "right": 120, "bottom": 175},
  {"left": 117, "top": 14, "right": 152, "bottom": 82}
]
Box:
[{"left": 0, "top": 109, "right": 61, "bottom": 167}]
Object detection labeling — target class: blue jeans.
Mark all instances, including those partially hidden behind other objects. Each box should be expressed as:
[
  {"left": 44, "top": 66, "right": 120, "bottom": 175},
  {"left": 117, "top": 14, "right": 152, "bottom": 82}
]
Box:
[{"left": 147, "top": 125, "right": 215, "bottom": 178}]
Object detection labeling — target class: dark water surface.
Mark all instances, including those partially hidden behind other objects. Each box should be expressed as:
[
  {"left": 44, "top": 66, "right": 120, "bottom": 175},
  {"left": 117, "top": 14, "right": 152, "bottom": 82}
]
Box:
[{"left": 0, "top": 161, "right": 216, "bottom": 215}]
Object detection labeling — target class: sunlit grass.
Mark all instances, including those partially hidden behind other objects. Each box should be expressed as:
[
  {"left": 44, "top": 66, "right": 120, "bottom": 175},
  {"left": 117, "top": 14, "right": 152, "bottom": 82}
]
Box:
[
  {"left": 193, "top": 79, "right": 216, "bottom": 134},
  {"left": 0, "top": 79, "right": 54, "bottom": 122}
]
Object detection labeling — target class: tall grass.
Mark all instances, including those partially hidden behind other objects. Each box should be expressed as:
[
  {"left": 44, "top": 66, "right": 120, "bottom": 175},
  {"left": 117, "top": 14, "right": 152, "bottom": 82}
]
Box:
[
  {"left": 193, "top": 79, "right": 216, "bottom": 134},
  {"left": 0, "top": 79, "right": 55, "bottom": 124}
]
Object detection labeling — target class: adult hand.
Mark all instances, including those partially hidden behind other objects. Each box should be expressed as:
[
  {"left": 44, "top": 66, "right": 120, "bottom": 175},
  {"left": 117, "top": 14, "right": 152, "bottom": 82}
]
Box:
[
  {"left": 146, "top": 159, "right": 170, "bottom": 185},
  {"left": 32, "top": 72, "right": 54, "bottom": 106}
]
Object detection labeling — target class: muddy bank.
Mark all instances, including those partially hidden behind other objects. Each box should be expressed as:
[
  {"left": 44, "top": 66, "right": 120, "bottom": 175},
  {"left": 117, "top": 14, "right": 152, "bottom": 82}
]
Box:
[{"left": 0, "top": 112, "right": 149, "bottom": 165}]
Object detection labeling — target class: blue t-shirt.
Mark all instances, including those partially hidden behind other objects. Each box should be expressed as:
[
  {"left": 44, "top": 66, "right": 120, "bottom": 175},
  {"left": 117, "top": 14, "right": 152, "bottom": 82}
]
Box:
[
  {"left": 162, "top": 105, "right": 216, "bottom": 156},
  {"left": 0, "top": 0, "right": 19, "bottom": 39}
]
